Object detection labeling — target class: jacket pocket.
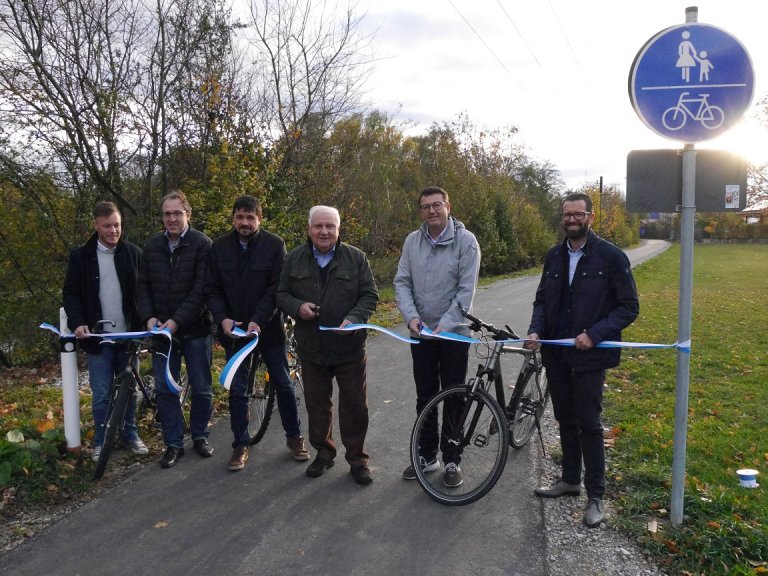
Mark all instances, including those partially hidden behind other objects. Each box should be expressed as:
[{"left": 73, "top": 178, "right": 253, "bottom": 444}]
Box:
[{"left": 331, "top": 269, "right": 358, "bottom": 301}]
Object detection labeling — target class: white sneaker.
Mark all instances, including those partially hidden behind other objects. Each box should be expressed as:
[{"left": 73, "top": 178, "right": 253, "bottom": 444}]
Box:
[
  {"left": 127, "top": 438, "right": 149, "bottom": 455},
  {"left": 91, "top": 445, "right": 102, "bottom": 462},
  {"left": 402, "top": 456, "right": 441, "bottom": 480}
]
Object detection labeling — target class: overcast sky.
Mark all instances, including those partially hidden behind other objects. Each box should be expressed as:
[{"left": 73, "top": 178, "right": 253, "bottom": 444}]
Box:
[{"left": 353, "top": 0, "right": 768, "bottom": 191}]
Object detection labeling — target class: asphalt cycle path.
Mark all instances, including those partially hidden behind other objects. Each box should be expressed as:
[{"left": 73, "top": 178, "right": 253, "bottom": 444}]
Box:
[{"left": 0, "top": 240, "right": 669, "bottom": 576}]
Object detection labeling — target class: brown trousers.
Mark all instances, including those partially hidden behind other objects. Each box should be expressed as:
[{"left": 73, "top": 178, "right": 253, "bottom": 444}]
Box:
[{"left": 300, "top": 357, "right": 369, "bottom": 467}]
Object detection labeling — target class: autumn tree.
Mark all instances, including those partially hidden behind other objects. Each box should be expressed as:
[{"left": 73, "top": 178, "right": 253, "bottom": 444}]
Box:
[
  {"left": 580, "top": 183, "right": 639, "bottom": 248},
  {"left": 244, "top": 0, "right": 374, "bottom": 221}
]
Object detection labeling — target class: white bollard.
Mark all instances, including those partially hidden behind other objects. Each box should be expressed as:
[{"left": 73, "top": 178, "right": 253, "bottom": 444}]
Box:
[{"left": 59, "top": 307, "right": 81, "bottom": 453}]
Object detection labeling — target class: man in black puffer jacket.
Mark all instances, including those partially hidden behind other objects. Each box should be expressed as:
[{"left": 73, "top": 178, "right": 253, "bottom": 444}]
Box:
[
  {"left": 206, "top": 195, "right": 308, "bottom": 472},
  {"left": 138, "top": 190, "right": 214, "bottom": 469}
]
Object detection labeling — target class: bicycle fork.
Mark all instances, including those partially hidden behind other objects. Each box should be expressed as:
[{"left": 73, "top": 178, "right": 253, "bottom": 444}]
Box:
[{"left": 445, "top": 382, "right": 491, "bottom": 450}]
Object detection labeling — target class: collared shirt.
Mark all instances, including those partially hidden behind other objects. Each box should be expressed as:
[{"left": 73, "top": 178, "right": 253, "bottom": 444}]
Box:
[
  {"left": 312, "top": 244, "right": 336, "bottom": 268},
  {"left": 165, "top": 226, "right": 189, "bottom": 252},
  {"left": 427, "top": 223, "right": 449, "bottom": 246},
  {"left": 96, "top": 239, "right": 116, "bottom": 254},
  {"left": 567, "top": 240, "right": 584, "bottom": 285}
]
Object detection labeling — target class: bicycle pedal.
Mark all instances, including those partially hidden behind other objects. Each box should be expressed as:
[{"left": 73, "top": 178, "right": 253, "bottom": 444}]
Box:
[{"left": 473, "top": 433, "right": 490, "bottom": 448}]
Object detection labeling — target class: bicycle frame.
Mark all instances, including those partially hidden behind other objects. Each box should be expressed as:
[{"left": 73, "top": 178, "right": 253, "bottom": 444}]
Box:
[{"left": 409, "top": 304, "right": 549, "bottom": 505}]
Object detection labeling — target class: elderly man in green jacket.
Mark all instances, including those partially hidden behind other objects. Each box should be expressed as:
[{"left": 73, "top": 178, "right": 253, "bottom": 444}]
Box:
[{"left": 276, "top": 205, "right": 379, "bottom": 485}]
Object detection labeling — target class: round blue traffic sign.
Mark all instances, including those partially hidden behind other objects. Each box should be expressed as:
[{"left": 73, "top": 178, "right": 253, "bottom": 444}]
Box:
[{"left": 629, "top": 23, "right": 754, "bottom": 142}]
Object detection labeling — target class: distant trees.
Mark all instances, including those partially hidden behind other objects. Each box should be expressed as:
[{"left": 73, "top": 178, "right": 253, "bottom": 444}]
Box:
[
  {"left": 579, "top": 182, "right": 640, "bottom": 248},
  {"left": 1, "top": 0, "right": 621, "bottom": 365}
]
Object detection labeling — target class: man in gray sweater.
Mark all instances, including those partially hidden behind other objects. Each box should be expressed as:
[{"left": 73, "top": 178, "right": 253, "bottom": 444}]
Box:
[{"left": 394, "top": 186, "right": 481, "bottom": 488}]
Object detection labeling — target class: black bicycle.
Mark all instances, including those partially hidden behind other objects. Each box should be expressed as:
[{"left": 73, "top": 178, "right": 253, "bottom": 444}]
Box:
[
  {"left": 409, "top": 305, "right": 549, "bottom": 505},
  {"left": 93, "top": 332, "right": 189, "bottom": 479},
  {"left": 247, "top": 316, "right": 305, "bottom": 445}
]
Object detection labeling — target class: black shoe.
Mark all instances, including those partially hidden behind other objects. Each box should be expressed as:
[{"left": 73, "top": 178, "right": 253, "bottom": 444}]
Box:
[
  {"left": 193, "top": 439, "right": 214, "bottom": 458},
  {"left": 534, "top": 480, "right": 581, "bottom": 498},
  {"left": 350, "top": 465, "right": 373, "bottom": 485},
  {"left": 306, "top": 457, "right": 335, "bottom": 478},
  {"left": 160, "top": 446, "right": 184, "bottom": 468}
]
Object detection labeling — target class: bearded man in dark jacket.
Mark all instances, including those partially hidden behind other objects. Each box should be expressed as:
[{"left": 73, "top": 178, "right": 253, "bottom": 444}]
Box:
[
  {"left": 526, "top": 192, "right": 639, "bottom": 528},
  {"left": 206, "top": 195, "right": 308, "bottom": 472}
]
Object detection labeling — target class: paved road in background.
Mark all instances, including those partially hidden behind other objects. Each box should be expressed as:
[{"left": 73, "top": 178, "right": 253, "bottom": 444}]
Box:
[{"left": 0, "top": 240, "right": 669, "bottom": 576}]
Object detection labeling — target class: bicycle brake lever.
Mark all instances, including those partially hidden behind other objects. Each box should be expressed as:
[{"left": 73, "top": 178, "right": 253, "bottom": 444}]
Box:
[{"left": 504, "top": 325, "right": 520, "bottom": 340}]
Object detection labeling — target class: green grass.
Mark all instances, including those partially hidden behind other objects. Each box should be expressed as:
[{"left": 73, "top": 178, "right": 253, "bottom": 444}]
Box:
[{"left": 607, "top": 244, "right": 768, "bottom": 575}]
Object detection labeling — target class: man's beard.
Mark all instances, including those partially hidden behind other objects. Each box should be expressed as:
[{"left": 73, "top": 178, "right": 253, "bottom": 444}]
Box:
[
  {"left": 237, "top": 226, "right": 257, "bottom": 240},
  {"left": 563, "top": 222, "right": 589, "bottom": 240}
]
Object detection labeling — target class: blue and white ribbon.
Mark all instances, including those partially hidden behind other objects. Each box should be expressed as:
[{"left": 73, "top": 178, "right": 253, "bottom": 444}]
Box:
[
  {"left": 39, "top": 323, "right": 183, "bottom": 393},
  {"left": 319, "top": 323, "right": 420, "bottom": 344},
  {"left": 218, "top": 330, "right": 260, "bottom": 390},
  {"left": 418, "top": 326, "right": 690, "bottom": 353}
]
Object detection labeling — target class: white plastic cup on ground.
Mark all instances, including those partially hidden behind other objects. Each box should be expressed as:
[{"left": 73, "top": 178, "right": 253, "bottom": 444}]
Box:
[{"left": 736, "top": 469, "right": 759, "bottom": 488}]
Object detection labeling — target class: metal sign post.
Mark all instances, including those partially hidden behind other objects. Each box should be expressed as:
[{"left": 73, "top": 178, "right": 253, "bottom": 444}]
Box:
[
  {"left": 628, "top": 6, "right": 754, "bottom": 526},
  {"left": 672, "top": 140, "right": 695, "bottom": 526}
]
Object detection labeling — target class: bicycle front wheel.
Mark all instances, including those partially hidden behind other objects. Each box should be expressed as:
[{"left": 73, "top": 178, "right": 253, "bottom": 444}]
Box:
[
  {"left": 411, "top": 386, "right": 509, "bottom": 506},
  {"left": 248, "top": 371, "right": 276, "bottom": 445},
  {"left": 94, "top": 371, "right": 134, "bottom": 480},
  {"left": 508, "top": 370, "right": 549, "bottom": 449}
]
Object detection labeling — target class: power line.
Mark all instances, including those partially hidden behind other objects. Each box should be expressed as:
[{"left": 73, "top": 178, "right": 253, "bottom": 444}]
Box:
[
  {"left": 547, "top": 0, "right": 581, "bottom": 69},
  {"left": 495, "top": 0, "right": 544, "bottom": 70},
  {"left": 447, "top": 0, "right": 524, "bottom": 90}
]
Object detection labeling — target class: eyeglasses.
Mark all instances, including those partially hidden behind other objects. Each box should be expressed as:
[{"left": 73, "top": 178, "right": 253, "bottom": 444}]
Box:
[
  {"left": 420, "top": 201, "right": 447, "bottom": 212},
  {"left": 162, "top": 210, "right": 186, "bottom": 219},
  {"left": 561, "top": 211, "right": 591, "bottom": 221}
]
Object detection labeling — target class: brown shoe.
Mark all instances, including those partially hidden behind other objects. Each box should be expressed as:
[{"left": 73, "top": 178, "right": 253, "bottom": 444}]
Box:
[
  {"left": 227, "top": 446, "right": 249, "bottom": 471},
  {"left": 286, "top": 436, "right": 310, "bottom": 461}
]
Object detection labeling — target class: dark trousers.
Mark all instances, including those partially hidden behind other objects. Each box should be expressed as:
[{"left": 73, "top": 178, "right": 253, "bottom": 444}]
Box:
[
  {"left": 410, "top": 339, "right": 470, "bottom": 464},
  {"left": 546, "top": 363, "right": 606, "bottom": 499},
  {"left": 301, "top": 358, "right": 369, "bottom": 467},
  {"left": 227, "top": 341, "right": 301, "bottom": 447}
]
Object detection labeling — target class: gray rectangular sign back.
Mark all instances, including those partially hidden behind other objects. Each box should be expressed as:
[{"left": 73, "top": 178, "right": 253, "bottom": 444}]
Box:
[{"left": 626, "top": 149, "right": 747, "bottom": 213}]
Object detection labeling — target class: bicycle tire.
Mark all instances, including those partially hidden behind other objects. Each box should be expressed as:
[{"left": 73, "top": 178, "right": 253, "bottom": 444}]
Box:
[
  {"left": 508, "top": 369, "right": 549, "bottom": 449},
  {"left": 139, "top": 365, "right": 190, "bottom": 428},
  {"left": 291, "top": 366, "right": 304, "bottom": 408},
  {"left": 138, "top": 374, "right": 157, "bottom": 420},
  {"left": 411, "top": 386, "right": 508, "bottom": 506},
  {"left": 177, "top": 365, "right": 191, "bottom": 432},
  {"left": 94, "top": 371, "right": 134, "bottom": 480},
  {"left": 248, "top": 368, "right": 276, "bottom": 445}
]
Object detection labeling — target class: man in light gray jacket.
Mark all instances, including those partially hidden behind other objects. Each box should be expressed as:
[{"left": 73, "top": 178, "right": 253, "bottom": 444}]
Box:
[{"left": 394, "top": 186, "right": 481, "bottom": 488}]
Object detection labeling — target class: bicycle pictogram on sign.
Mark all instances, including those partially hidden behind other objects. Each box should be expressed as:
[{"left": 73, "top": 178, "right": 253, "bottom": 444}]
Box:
[{"left": 662, "top": 92, "right": 724, "bottom": 131}]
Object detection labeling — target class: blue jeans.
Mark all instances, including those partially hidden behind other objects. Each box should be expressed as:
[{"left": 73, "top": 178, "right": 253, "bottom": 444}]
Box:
[
  {"left": 153, "top": 334, "right": 213, "bottom": 448},
  {"left": 229, "top": 341, "right": 301, "bottom": 447},
  {"left": 86, "top": 344, "right": 139, "bottom": 447}
]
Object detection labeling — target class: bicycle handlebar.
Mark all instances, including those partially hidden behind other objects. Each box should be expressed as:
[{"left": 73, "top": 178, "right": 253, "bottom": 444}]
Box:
[
  {"left": 456, "top": 302, "right": 520, "bottom": 340},
  {"left": 91, "top": 319, "right": 116, "bottom": 334}
]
